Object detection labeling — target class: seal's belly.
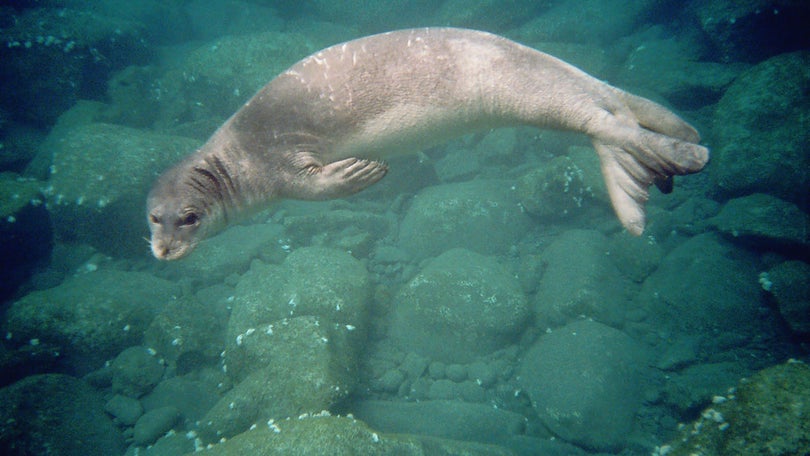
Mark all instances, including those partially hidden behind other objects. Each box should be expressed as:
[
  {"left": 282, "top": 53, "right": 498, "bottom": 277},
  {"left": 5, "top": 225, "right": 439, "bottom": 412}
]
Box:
[{"left": 328, "top": 102, "right": 499, "bottom": 161}]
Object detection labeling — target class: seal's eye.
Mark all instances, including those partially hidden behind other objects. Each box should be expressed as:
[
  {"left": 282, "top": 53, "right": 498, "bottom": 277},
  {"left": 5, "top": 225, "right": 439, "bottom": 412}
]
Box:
[
  {"left": 179, "top": 212, "right": 199, "bottom": 226},
  {"left": 149, "top": 214, "right": 160, "bottom": 224}
]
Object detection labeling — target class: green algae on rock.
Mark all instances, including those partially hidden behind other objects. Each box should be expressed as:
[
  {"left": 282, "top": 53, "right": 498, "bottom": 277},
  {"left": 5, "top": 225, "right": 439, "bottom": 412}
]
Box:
[
  {"left": 194, "top": 413, "right": 513, "bottom": 456},
  {"left": 660, "top": 360, "right": 810, "bottom": 456}
]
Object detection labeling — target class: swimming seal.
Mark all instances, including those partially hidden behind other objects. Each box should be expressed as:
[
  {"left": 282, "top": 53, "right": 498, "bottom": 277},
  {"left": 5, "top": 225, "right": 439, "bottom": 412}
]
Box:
[{"left": 147, "top": 28, "right": 708, "bottom": 260}]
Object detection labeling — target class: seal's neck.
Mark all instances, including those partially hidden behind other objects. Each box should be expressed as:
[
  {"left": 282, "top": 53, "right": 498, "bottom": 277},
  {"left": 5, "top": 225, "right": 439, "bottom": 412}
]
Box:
[{"left": 188, "top": 130, "right": 276, "bottom": 226}]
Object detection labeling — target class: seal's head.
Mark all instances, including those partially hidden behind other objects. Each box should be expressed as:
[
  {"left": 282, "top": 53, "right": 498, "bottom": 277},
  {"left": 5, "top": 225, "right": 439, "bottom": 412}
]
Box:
[{"left": 146, "top": 161, "right": 227, "bottom": 260}]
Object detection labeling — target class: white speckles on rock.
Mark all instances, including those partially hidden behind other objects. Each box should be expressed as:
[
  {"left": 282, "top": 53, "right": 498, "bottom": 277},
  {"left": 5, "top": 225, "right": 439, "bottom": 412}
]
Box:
[{"left": 391, "top": 248, "right": 529, "bottom": 363}]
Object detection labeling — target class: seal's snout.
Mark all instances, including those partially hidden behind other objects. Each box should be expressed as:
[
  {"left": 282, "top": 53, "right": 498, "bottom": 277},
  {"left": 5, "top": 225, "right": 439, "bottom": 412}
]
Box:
[
  {"left": 150, "top": 240, "right": 170, "bottom": 260},
  {"left": 150, "top": 235, "right": 196, "bottom": 261}
]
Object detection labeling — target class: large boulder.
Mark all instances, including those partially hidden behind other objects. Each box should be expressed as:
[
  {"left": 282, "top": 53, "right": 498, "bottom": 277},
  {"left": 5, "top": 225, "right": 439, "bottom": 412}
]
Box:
[
  {"left": 398, "top": 179, "right": 532, "bottom": 260},
  {"left": 282, "top": 208, "right": 393, "bottom": 259},
  {"left": 659, "top": 361, "right": 748, "bottom": 416},
  {"left": 0, "top": 7, "right": 150, "bottom": 126},
  {"left": 616, "top": 31, "right": 744, "bottom": 110},
  {"left": 200, "top": 316, "right": 358, "bottom": 442},
  {"left": 0, "top": 173, "right": 51, "bottom": 300},
  {"left": 152, "top": 31, "right": 316, "bottom": 135},
  {"left": 226, "top": 246, "right": 372, "bottom": 376},
  {"left": 764, "top": 260, "right": 810, "bottom": 335},
  {"left": 353, "top": 400, "right": 526, "bottom": 447},
  {"left": 708, "top": 193, "right": 810, "bottom": 250},
  {"left": 282, "top": 0, "right": 437, "bottom": 33},
  {"left": 390, "top": 248, "right": 530, "bottom": 363},
  {"left": 110, "top": 346, "right": 166, "bottom": 399},
  {"left": 518, "top": 320, "right": 650, "bottom": 452},
  {"left": 661, "top": 360, "right": 810, "bottom": 455},
  {"left": 153, "top": 222, "right": 287, "bottom": 286},
  {"left": 690, "top": 0, "right": 810, "bottom": 63},
  {"left": 709, "top": 51, "right": 810, "bottom": 208},
  {"left": 191, "top": 414, "right": 512, "bottom": 456},
  {"left": 513, "top": 0, "right": 662, "bottom": 45},
  {"left": 140, "top": 373, "right": 222, "bottom": 425},
  {"left": 638, "top": 234, "right": 764, "bottom": 342},
  {"left": 0, "top": 374, "right": 125, "bottom": 456},
  {"left": 514, "top": 147, "right": 609, "bottom": 223},
  {"left": 144, "top": 292, "right": 230, "bottom": 372},
  {"left": 532, "top": 230, "right": 635, "bottom": 328},
  {"left": 3, "top": 269, "right": 179, "bottom": 373},
  {"left": 44, "top": 122, "right": 198, "bottom": 257},
  {"left": 434, "top": 0, "right": 546, "bottom": 30}
]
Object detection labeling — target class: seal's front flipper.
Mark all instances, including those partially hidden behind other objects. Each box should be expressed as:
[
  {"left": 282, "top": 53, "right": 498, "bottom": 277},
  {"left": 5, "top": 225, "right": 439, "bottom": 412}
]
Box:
[{"left": 287, "top": 157, "right": 389, "bottom": 200}]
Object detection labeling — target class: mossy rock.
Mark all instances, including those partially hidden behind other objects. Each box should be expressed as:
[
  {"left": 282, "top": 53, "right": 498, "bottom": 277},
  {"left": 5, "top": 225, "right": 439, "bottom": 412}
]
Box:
[
  {"left": 194, "top": 414, "right": 513, "bottom": 456},
  {"left": 662, "top": 360, "right": 810, "bottom": 455}
]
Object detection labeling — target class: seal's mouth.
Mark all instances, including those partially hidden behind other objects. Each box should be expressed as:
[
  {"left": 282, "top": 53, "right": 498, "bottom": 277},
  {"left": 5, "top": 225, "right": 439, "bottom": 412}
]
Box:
[{"left": 150, "top": 237, "right": 197, "bottom": 260}]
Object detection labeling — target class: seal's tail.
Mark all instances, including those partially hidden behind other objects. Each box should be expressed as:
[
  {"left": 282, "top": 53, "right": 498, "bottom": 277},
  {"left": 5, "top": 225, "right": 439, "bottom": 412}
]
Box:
[{"left": 593, "top": 90, "right": 709, "bottom": 235}]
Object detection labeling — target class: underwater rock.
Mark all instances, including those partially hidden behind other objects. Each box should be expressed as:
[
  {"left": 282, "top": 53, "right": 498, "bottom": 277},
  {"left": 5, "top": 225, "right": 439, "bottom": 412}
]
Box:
[
  {"left": 661, "top": 360, "right": 810, "bottom": 455},
  {"left": 0, "top": 340, "right": 61, "bottom": 388},
  {"left": 515, "top": 146, "right": 608, "bottom": 222},
  {"left": 199, "top": 316, "right": 357, "bottom": 442},
  {"left": 289, "top": 0, "right": 436, "bottom": 33},
  {"left": 144, "top": 294, "right": 229, "bottom": 372},
  {"left": 659, "top": 361, "right": 748, "bottom": 416},
  {"left": 140, "top": 373, "right": 222, "bottom": 424},
  {"left": 0, "top": 7, "right": 150, "bottom": 126},
  {"left": 435, "top": 0, "right": 545, "bottom": 30},
  {"left": 398, "top": 179, "right": 531, "bottom": 260},
  {"left": 154, "top": 222, "right": 286, "bottom": 285},
  {"left": 513, "top": 0, "right": 660, "bottom": 45},
  {"left": 435, "top": 126, "right": 530, "bottom": 181},
  {"left": 353, "top": 400, "right": 526, "bottom": 447},
  {"left": 445, "top": 364, "right": 468, "bottom": 383},
  {"left": 371, "top": 368, "right": 406, "bottom": 394},
  {"left": 101, "top": 65, "right": 165, "bottom": 128},
  {"left": 226, "top": 246, "right": 371, "bottom": 372},
  {"left": 639, "top": 233, "right": 764, "bottom": 341},
  {"left": 433, "top": 140, "right": 484, "bottom": 183},
  {"left": 153, "top": 31, "right": 316, "bottom": 135},
  {"left": 138, "top": 431, "right": 195, "bottom": 456},
  {"left": 532, "top": 230, "right": 634, "bottom": 328},
  {"left": 45, "top": 122, "right": 198, "bottom": 257},
  {"left": 0, "top": 373, "right": 126, "bottom": 456},
  {"left": 133, "top": 405, "right": 180, "bottom": 446},
  {"left": 192, "top": 414, "right": 512, "bottom": 456},
  {"left": 390, "top": 248, "right": 530, "bottom": 363},
  {"left": 104, "top": 394, "right": 143, "bottom": 427},
  {"left": 710, "top": 50, "right": 810, "bottom": 207},
  {"left": 691, "top": 0, "right": 810, "bottom": 63},
  {"left": 111, "top": 346, "right": 166, "bottom": 399},
  {"left": 709, "top": 193, "right": 810, "bottom": 250},
  {"left": 0, "top": 173, "right": 52, "bottom": 301},
  {"left": 607, "top": 230, "right": 665, "bottom": 283},
  {"left": 0, "top": 121, "right": 46, "bottom": 173},
  {"left": 765, "top": 260, "right": 810, "bottom": 335},
  {"left": 183, "top": 0, "right": 283, "bottom": 41},
  {"left": 616, "top": 31, "right": 744, "bottom": 110},
  {"left": 655, "top": 335, "right": 702, "bottom": 372},
  {"left": 3, "top": 269, "right": 179, "bottom": 374},
  {"left": 282, "top": 208, "right": 393, "bottom": 259},
  {"left": 518, "top": 319, "right": 649, "bottom": 452}
]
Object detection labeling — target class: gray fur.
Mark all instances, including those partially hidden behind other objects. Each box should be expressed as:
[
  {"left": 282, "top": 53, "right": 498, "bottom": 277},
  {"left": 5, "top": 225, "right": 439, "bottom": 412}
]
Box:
[{"left": 147, "top": 28, "right": 709, "bottom": 260}]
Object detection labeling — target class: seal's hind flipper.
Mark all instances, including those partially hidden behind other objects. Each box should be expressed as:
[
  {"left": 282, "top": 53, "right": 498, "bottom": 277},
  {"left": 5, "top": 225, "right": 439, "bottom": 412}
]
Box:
[
  {"left": 613, "top": 89, "right": 701, "bottom": 143},
  {"left": 593, "top": 127, "right": 709, "bottom": 235},
  {"left": 593, "top": 140, "right": 651, "bottom": 235}
]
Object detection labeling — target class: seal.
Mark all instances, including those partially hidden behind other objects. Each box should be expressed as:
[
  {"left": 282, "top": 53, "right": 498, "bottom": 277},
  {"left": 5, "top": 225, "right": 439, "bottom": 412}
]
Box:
[{"left": 147, "top": 28, "right": 709, "bottom": 260}]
